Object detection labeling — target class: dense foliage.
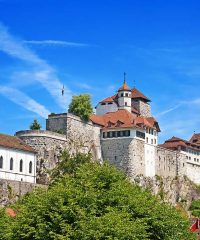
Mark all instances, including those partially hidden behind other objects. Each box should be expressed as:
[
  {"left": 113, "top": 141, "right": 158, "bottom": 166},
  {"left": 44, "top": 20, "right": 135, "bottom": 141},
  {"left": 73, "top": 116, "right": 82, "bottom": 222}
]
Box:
[
  {"left": 190, "top": 199, "right": 200, "bottom": 217},
  {"left": 68, "top": 94, "right": 93, "bottom": 121},
  {"left": 29, "top": 119, "right": 41, "bottom": 130},
  {"left": 0, "top": 152, "right": 195, "bottom": 240}
]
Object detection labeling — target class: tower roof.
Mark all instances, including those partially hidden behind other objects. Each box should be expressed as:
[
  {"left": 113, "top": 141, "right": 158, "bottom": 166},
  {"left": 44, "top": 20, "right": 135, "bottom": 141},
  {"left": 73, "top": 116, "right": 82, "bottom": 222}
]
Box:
[
  {"left": 118, "top": 80, "right": 131, "bottom": 92},
  {"left": 131, "top": 87, "right": 150, "bottom": 102}
]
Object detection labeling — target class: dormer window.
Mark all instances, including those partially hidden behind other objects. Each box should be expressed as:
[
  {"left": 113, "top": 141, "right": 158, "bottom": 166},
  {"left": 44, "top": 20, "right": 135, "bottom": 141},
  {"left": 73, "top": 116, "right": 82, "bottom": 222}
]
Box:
[
  {"left": 108, "top": 102, "right": 113, "bottom": 105},
  {"left": 101, "top": 103, "right": 106, "bottom": 105},
  {"left": 116, "top": 120, "right": 123, "bottom": 127},
  {"left": 107, "top": 121, "right": 113, "bottom": 127}
]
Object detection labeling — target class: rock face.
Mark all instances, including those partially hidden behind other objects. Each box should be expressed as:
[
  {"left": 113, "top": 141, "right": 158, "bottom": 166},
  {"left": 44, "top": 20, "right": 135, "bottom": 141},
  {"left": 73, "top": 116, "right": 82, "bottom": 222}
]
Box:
[{"left": 134, "top": 175, "right": 200, "bottom": 214}]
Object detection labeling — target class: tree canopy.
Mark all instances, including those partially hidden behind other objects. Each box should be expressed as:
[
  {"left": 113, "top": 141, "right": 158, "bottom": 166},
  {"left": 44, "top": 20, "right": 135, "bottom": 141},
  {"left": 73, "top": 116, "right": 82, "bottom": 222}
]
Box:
[
  {"left": 0, "top": 152, "right": 195, "bottom": 240},
  {"left": 29, "top": 119, "right": 41, "bottom": 130},
  {"left": 68, "top": 94, "right": 93, "bottom": 121},
  {"left": 190, "top": 199, "right": 200, "bottom": 217}
]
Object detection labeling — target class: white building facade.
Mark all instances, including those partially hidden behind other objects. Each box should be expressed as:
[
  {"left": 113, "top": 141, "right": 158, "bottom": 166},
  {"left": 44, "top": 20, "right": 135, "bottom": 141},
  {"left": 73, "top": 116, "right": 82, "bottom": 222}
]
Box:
[{"left": 0, "top": 134, "right": 36, "bottom": 183}]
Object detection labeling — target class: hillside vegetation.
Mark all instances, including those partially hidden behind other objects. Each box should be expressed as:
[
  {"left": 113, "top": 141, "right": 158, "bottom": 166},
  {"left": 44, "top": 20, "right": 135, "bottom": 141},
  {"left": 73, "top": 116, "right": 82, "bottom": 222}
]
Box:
[{"left": 0, "top": 151, "right": 196, "bottom": 239}]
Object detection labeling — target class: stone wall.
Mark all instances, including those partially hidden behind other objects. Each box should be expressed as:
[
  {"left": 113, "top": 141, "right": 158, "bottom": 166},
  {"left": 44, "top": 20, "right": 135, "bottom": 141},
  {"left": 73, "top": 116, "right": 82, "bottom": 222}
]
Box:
[
  {"left": 155, "top": 146, "right": 187, "bottom": 179},
  {"left": 0, "top": 179, "right": 45, "bottom": 206},
  {"left": 132, "top": 100, "right": 151, "bottom": 117},
  {"left": 101, "top": 138, "right": 145, "bottom": 179},
  {"left": 16, "top": 130, "right": 68, "bottom": 184},
  {"left": 46, "top": 113, "right": 67, "bottom": 134},
  {"left": 65, "top": 114, "right": 102, "bottom": 160}
]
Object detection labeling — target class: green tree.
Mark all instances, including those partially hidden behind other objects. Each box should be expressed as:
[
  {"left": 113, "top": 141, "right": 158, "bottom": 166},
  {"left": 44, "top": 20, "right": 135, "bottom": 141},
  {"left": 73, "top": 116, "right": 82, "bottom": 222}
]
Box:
[
  {"left": 29, "top": 119, "right": 41, "bottom": 130},
  {"left": 68, "top": 94, "right": 93, "bottom": 121},
  {"left": 190, "top": 199, "right": 200, "bottom": 217},
  {"left": 0, "top": 152, "right": 195, "bottom": 240}
]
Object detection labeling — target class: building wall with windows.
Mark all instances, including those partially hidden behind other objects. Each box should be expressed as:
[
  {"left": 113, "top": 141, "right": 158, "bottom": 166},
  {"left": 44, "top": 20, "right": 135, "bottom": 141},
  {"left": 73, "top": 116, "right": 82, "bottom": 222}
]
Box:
[
  {"left": 0, "top": 146, "right": 36, "bottom": 183},
  {"left": 96, "top": 101, "right": 118, "bottom": 115}
]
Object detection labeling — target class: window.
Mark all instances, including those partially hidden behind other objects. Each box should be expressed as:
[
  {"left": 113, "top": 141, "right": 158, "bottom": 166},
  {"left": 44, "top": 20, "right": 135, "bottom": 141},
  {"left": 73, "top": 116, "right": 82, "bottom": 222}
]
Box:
[
  {"left": 146, "top": 137, "right": 148, "bottom": 143},
  {"left": 151, "top": 139, "right": 153, "bottom": 144},
  {"left": 125, "top": 130, "right": 130, "bottom": 137},
  {"left": 146, "top": 128, "right": 148, "bottom": 133},
  {"left": 154, "top": 139, "right": 157, "bottom": 144},
  {"left": 136, "top": 131, "right": 145, "bottom": 139},
  {"left": 19, "top": 159, "right": 23, "bottom": 172},
  {"left": 121, "top": 93, "right": 123, "bottom": 97},
  {"left": 107, "top": 121, "right": 113, "bottom": 127},
  {"left": 117, "top": 131, "right": 121, "bottom": 137},
  {"left": 112, "top": 131, "right": 116, "bottom": 137},
  {"left": 10, "top": 158, "right": 13, "bottom": 170},
  {"left": 0, "top": 156, "right": 3, "bottom": 169},
  {"left": 125, "top": 93, "right": 128, "bottom": 97},
  {"left": 103, "top": 132, "right": 106, "bottom": 138},
  {"left": 108, "top": 102, "right": 113, "bottom": 105},
  {"left": 125, "top": 102, "right": 127, "bottom": 106},
  {"left": 29, "top": 161, "right": 33, "bottom": 174},
  {"left": 101, "top": 103, "right": 106, "bottom": 105}
]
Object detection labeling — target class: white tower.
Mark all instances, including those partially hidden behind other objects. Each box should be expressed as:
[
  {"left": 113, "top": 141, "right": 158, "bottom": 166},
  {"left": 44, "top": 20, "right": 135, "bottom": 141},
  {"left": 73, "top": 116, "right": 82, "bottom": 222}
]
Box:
[{"left": 117, "top": 78, "right": 132, "bottom": 112}]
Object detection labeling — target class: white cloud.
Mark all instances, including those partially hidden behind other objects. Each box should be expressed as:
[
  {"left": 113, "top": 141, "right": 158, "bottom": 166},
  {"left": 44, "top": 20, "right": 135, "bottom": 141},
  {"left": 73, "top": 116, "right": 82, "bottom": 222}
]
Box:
[
  {"left": 0, "top": 86, "right": 50, "bottom": 118},
  {"left": 156, "top": 103, "right": 182, "bottom": 117},
  {"left": 0, "top": 22, "right": 73, "bottom": 110},
  {"left": 23, "top": 40, "right": 90, "bottom": 47}
]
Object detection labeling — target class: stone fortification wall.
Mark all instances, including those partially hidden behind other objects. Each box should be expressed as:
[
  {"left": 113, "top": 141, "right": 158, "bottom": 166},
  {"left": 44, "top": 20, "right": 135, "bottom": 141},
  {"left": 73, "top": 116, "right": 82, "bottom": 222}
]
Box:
[
  {"left": 155, "top": 146, "right": 187, "bottom": 178},
  {"left": 16, "top": 130, "right": 68, "bottom": 184},
  {"left": 0, "top": 179, "right": 45, "bottom": 206},
  {"left": 101, "top": 138, "right": 145, "bottom": 179},
  {"left": 46, "top": 113, "right": 67, "bottom": 134},
  {"left": 66, "top": 114, "right": 101, "bottom": 160}
]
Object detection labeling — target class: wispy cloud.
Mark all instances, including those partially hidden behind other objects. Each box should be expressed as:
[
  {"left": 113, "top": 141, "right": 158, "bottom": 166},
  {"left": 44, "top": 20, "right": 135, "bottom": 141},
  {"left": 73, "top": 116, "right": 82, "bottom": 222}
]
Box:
[
  {"left": 74, "top": 82, "right": 93, "bottom": 90},
  {"left": 0, "top": 86, "right": 50, "bottom": 118},
  {"left": 156, "top": 103, "right": 182, "bottom": 117},
  {"left": 0, "top": 22, "right": 73, "bottom": 112},
  {"left": 23, "top": 40, "right": 90, "bottom": 47}
]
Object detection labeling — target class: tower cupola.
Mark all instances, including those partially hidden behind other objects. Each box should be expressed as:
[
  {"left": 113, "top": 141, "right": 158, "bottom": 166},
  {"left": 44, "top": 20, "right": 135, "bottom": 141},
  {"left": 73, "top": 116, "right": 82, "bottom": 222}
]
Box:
[{"left": 118, "top": 79, "right": 132, "bottom": 112}]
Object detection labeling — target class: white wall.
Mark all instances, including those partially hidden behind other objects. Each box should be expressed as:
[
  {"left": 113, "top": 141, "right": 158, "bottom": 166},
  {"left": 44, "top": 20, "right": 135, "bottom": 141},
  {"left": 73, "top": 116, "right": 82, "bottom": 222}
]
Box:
[
  {"left": 96, "top": 102, "right": 118, "bottom": 115},
  {"left": 0, "top": 146, "right": 36, "bottom": 183}
]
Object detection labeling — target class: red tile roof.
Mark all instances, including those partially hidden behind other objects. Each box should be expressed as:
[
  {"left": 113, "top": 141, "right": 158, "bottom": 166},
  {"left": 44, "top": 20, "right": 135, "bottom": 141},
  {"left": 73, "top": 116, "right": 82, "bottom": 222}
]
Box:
[
  {"left": 98, "top": 87, "right": 150, "bottom": 107},
  {"left": 190, "top": 133, "right": 200, "bottom": 145},
  {"left": 160, "top": 136, "right": 200, "bottom": 150},
  {"left": 5, "top": 208, "right": 17, "bottom": 217},
  {"left": 100, "top": 97, "right": 114, "bottom": 104},
  {"left": 90, "top": 109, "right": 160, "bottom": 131},
  {"left": 0, "top": 133, "right": 36, "bottom": 153},
  {"left": 118, "top": 80, "right": 131, "bottom": 91},
  {"left": 131, "top": 87, "right": 150, "bottom": 102}
]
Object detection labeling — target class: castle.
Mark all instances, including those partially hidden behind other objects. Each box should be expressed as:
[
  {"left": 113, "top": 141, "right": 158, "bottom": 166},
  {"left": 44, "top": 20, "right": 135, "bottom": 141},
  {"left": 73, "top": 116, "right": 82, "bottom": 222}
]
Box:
[{"left": 1, "top": 80, "right": 200, "bottom": 185}]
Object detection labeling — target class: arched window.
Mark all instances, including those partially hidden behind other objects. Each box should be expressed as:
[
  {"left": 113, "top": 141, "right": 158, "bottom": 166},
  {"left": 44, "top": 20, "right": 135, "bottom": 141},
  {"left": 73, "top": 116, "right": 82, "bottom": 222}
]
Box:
[
  {"left": 29, "top": 161, "right": 32, "bottom": 174},
  {"left": 10, "top": 158, "right": 13, "bottom": 170},
  {"left": 19, "top": 159, "right": 23, "bottom": 172},
  {"left": 0, "top": 156, "right": 3, "bottom": 169}
]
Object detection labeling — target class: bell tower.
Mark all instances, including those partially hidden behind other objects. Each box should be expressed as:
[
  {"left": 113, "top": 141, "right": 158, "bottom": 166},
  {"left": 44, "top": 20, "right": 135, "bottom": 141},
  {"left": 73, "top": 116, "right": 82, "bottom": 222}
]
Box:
[{"left": 117, "top": 74, "right": 132, "bottom": 112}]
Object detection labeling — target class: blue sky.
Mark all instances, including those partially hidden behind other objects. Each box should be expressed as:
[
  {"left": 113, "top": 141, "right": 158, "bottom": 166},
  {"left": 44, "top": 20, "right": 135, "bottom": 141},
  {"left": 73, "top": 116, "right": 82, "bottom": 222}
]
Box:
[{"left": 0, "top": 0, "right": 200, "bottom": 143}]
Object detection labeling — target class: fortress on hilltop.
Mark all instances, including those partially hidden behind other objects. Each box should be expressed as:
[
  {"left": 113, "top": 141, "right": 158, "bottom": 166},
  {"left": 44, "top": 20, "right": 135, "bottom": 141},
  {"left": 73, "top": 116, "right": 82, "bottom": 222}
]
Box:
[
  {"left": 13, "top": 78, "right": 200, "bottom": 185},
  {"left": 0, "top": 76, "right": 198, "bottom": 185}
]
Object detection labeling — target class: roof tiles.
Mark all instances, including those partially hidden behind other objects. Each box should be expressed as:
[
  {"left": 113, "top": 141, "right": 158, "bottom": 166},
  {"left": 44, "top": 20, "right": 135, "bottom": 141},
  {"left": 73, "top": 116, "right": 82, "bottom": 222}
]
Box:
[{"left": 0, "top": 133, "right": 36, "bottom": 153}]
